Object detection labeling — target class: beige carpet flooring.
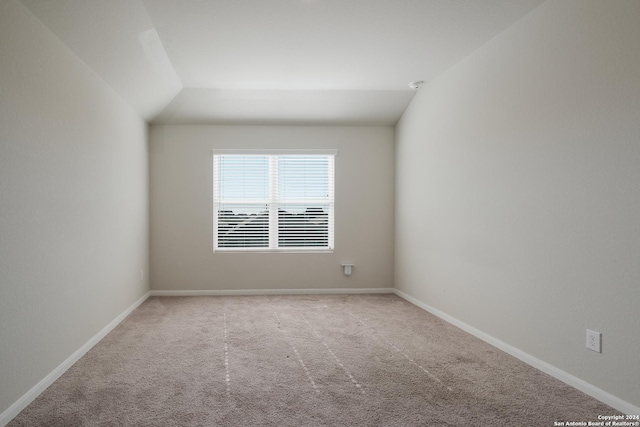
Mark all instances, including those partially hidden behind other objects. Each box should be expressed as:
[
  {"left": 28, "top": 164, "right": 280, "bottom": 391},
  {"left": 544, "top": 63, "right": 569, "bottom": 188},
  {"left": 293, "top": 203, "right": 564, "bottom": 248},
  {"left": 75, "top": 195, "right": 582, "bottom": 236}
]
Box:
[{"left": 9, "top": 294, "right": 618, "bottom": 426}]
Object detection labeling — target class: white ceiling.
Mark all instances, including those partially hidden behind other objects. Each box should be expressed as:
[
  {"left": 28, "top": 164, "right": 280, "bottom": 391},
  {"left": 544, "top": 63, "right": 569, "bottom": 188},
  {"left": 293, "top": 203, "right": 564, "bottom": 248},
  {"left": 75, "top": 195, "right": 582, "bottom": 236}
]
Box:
[{"left": 20, "top": 0, "right": 545, "bottom": 125}]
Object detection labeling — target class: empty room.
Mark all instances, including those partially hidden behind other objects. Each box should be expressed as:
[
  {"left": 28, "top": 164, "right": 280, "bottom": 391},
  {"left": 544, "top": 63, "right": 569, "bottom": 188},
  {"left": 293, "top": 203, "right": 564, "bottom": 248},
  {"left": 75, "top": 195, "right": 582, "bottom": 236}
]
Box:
[{"left": 1, "top": 0, "right": 639, "bottom": 425}]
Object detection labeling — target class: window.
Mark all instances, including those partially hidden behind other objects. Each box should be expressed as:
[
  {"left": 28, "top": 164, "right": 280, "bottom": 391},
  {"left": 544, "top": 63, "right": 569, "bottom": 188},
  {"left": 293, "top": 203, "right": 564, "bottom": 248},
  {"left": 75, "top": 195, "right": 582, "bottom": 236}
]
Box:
[{"left": 213, "top": 150, "right": 335, "bottom": 252}]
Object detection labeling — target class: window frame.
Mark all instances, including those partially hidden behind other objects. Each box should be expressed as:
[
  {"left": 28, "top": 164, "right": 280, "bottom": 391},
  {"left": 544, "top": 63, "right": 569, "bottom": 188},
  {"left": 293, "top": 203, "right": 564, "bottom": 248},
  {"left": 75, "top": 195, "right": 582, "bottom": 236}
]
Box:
[{"left": 212, "top": 149, "right": 337, "bottom": 253}]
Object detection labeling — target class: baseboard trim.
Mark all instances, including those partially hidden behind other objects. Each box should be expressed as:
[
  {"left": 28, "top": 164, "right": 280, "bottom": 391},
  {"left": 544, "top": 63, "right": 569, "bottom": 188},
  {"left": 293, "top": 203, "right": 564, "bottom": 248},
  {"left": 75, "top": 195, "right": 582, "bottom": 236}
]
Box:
[
  {"left": 0, "top": 291, "right": 151, "bottom": 427},
  {"left": 393, "top": 289, "right": 640, "bottom": 416},
  {"left": 150, "top": 287, "right": 395, "bottom": 297}
]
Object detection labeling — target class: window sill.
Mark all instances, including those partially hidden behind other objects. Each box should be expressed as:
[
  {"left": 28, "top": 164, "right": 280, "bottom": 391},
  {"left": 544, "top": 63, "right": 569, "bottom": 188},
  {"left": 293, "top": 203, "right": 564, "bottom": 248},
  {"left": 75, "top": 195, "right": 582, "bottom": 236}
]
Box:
[{"left": 214, "top": 249, "right": 334, "bottom": 254}]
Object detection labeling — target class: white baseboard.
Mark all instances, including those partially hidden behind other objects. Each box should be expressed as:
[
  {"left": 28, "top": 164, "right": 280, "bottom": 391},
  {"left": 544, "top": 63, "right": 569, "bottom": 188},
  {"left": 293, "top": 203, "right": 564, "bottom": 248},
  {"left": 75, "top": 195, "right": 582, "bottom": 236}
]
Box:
[
  {"left": 150, "top": 287, "right": 395, "bottom": 297},
  {"left": 0, "top": 291, "right": 151, "bottom": 427},
  {"left": 393, "top": 289, "right": 640, "bottom": 416}
]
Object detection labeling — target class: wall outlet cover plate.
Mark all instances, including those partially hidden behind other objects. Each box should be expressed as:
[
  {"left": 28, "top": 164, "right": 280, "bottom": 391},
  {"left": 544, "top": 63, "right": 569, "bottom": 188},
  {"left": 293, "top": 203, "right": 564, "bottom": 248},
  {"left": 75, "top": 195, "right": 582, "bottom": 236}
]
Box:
[{"left": 586, "top": 329, "right": 601, "bottom": 353}]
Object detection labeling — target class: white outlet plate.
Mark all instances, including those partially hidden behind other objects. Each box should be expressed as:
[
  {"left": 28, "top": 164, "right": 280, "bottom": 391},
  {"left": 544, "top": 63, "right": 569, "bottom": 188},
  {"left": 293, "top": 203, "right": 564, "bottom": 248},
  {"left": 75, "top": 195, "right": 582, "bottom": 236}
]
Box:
[{"left": 586, "top": 329, "right": 601, "bottom": 353}]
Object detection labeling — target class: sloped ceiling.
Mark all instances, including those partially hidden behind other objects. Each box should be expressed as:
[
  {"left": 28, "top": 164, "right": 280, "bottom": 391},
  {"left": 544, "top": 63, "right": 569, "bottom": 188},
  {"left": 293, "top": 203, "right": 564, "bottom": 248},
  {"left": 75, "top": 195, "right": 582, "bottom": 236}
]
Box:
[
  {"left": 20, "top": 0, "right": 545, "bottom": 125},
  {"left": 19, "top": 0, "right": 182, "bottom": 121}
]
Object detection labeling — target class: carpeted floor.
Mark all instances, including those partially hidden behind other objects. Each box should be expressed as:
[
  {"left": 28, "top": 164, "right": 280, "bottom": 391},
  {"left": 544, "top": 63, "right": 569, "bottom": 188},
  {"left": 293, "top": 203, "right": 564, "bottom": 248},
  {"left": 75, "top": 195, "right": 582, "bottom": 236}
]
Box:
[{"left": 9, "top": 294, "right": 618, "bottom": 426}]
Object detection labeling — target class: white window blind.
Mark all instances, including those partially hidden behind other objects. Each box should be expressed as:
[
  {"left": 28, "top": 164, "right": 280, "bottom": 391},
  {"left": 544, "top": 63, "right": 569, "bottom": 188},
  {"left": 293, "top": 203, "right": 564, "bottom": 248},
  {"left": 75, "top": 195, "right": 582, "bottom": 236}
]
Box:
[{"left": 213, "top": 152, "right": 335, "bottom": 252}]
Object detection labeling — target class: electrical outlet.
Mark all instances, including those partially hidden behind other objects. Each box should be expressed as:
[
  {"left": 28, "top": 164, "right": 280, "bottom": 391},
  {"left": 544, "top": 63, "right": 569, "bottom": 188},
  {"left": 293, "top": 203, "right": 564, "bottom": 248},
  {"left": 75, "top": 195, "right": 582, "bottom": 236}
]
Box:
[{"left": 586, "top": 329, "right": 601, "bottom": 353}]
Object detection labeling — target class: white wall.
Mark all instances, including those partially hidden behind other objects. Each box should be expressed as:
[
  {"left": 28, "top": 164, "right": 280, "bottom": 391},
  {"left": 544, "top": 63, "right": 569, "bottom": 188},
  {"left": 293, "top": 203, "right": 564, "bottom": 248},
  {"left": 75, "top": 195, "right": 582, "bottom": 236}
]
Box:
[
  {"left": 0, "top": 0, "right": 149, "bottom": 415},
  {"left": 150, "top": 125, "right": 394, "bottom": 291},
  {"left": 395, "top": 0, "right": 640, "bottom": 409}
]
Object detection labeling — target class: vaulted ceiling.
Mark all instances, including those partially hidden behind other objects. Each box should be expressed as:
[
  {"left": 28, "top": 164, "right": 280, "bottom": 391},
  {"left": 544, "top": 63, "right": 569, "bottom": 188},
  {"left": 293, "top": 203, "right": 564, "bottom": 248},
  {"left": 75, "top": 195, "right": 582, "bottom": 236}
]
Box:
[{"left": 21, "top": 0, "right": 545, "bottom": 126}]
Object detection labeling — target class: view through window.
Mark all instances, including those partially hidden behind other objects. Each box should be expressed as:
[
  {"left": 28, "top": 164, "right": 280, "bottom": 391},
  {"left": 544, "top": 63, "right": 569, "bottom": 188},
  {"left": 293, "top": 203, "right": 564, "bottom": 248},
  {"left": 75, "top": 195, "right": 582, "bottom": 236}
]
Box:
[{"left": 213, "top": 152, "right": 335, "bottom": 251}]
